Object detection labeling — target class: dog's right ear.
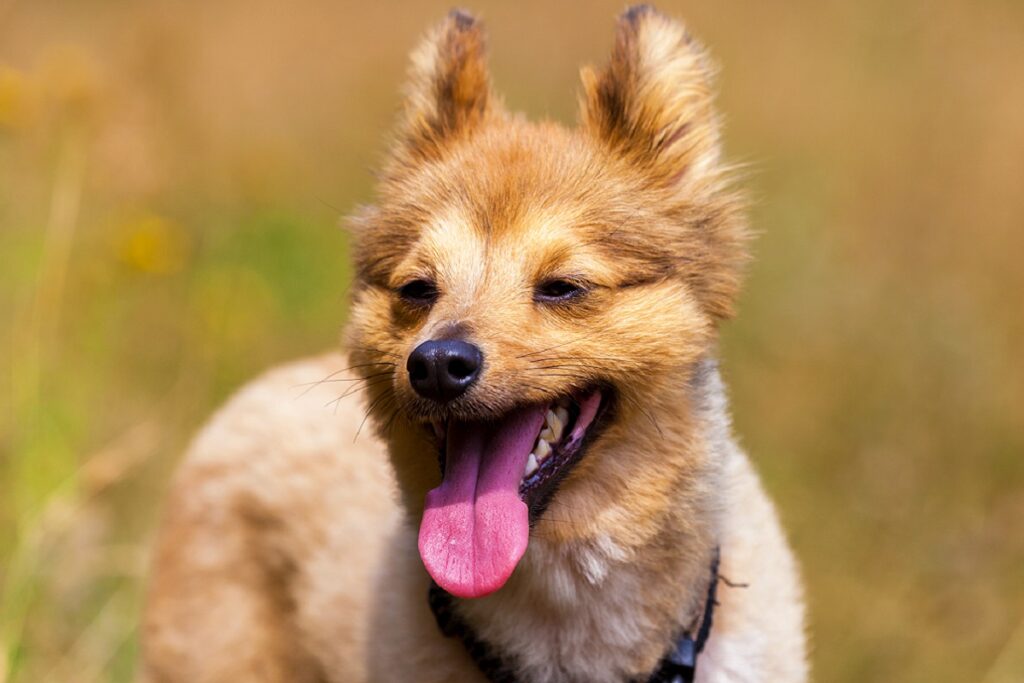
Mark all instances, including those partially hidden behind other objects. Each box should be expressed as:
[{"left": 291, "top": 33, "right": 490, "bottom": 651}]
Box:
[{"left": 393, "top": 10, "right": 496, "bottom": 161}]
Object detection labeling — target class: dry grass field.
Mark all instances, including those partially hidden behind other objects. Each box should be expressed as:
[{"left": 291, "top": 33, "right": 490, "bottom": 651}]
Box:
[{"left": 1, "top": 1, "right": 1022, "bottom": 681}]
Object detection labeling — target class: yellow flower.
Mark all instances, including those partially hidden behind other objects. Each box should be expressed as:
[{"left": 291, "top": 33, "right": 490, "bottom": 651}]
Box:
[
  {"left": 118, "top": 213, "right": 190, "bottom": 275},
  {"left": 0, "top": 65, "right": 37, "bottom": 130}
]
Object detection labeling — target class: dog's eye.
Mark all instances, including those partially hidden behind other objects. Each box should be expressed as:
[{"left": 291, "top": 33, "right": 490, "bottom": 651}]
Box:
[
  {"left": 398, "top": 279, "right": 439, "bottom": 306},
  {"left": 535, "top": 279, "right": 587, "bottom": 303}
]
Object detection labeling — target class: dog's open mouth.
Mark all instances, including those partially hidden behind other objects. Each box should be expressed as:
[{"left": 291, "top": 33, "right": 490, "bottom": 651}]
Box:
[{"left": 417, "top": 389, "right": 607, "bottom": 599}]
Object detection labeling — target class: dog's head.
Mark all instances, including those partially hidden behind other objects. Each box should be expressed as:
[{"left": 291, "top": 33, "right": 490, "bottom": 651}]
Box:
[{"left": 345, "top": 6, "right": 746, "bottom": 598}]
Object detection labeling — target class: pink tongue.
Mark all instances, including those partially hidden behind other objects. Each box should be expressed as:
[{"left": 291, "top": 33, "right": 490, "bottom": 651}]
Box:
[{"left": 418, "top": 406, "right": 546, "bottom": 598}]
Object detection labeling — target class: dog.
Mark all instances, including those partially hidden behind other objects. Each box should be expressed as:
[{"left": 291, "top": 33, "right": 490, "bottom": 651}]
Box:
[{"left": 141, "top": 6, "right": 808, "bottom": 682}]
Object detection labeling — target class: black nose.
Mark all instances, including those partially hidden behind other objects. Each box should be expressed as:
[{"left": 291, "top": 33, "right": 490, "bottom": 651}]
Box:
[{"left": 407, "top": 339, "right": 483, "bottom": 403}]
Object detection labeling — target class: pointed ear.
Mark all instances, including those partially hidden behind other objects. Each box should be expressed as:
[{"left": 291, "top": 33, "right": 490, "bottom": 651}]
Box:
[
  {"left": 396, "top": 10, "right": 496, "bottom": 160},
  {"left": 581, "top": 5, "right": 722, "bottom": 191}
]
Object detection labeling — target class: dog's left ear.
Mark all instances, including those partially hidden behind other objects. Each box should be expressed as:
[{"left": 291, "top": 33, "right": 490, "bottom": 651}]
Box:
[
  {"left": 581, "top": 5, "right": 722, "bottom": 192},
  {"left": 582, "top": 6, "right": 747, "bottom": 320},
  {"left": 394, "top": 10, "right": 497, "bottom": 162}
]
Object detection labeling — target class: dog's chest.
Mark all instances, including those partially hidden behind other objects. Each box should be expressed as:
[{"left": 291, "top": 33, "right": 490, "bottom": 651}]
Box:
[{"left": 433, "top": 539, "right": 690, "bottom": 683}]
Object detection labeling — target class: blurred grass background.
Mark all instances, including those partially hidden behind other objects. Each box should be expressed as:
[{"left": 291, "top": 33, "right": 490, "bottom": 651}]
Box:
[{"left": 1, "top": 0, "right": 1022, "bottom": 681}]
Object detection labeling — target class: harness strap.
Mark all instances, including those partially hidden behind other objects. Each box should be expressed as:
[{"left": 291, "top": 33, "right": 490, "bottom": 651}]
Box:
[{"left": 647, "top": 548, "right": 720, "bottom": 683}]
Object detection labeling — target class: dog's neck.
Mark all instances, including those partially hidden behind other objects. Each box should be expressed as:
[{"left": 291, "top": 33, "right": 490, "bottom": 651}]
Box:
[{"left": 449, "top": 359, "right": 733, "bottom": 683}]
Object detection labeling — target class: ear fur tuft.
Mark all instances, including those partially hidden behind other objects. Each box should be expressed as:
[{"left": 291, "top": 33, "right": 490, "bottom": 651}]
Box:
[
  {"left": 581, "top": 5, "right": 721, "bottom": 190},
  {"left": 397, "top": 10, "right": 496, "bottom": 160}
]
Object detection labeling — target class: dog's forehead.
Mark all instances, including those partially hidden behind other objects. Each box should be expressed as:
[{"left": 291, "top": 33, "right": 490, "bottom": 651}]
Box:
[
  {"left": 413, "top": 137, "right": 623, "bottom": 243},
  {"left": 409, "top": 125, "right": 614, "bottom": 222},
  {"left": 413, "top": 205, "right": 587, "bottom": 269},
  {"left": 421, "top": 204, "right": 581, "bottom": 243}
]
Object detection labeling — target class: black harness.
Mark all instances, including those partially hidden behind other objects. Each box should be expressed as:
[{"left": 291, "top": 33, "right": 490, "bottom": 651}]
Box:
[{"left": 428, "top": 549, "right": 721, "bottom": 683}]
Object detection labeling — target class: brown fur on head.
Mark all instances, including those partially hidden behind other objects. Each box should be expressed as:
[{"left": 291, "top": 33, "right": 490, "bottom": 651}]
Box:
[{"left": 345, "top": 5, "right": 747, "bottom": 549}]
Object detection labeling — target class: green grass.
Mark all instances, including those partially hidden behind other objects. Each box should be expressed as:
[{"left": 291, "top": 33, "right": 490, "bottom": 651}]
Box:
[{"left": 1, "top": 192, "right": 350, "bottom": 681}]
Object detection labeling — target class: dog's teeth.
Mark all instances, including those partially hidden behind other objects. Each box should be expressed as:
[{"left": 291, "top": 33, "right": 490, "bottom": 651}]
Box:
[
  {"left": 533, "top": 439, "right": 552, "bottom": 462},
  {"left": 545, "top": 409, "right": 565, "bottom": 441},
  {"left": 526, "top": 402, "right": 572, "bottom": 476},
  {"left": 524, "top": 453, "right": 539, "bottom": 477},
  {"left": 548, "top": 414, "right": 564, "bottom": 441}
]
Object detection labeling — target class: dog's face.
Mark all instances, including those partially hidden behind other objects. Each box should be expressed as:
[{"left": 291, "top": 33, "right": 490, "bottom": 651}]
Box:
[{"left": 345, "top": 7, "right": 746, "bottom": 598}]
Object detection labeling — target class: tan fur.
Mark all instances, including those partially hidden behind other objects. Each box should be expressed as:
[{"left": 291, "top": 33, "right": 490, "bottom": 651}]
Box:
[{"left": 142, "top": 7, "right": 807, "bottom": 682}]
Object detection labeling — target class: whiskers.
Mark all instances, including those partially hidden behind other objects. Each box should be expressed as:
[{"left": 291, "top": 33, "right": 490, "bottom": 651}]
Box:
[
  {"left": 348, "top": 344, "right": 401, "bottom": 360},
  {"left": 294, "top": 365, "right": 395, "bottom": 397},
  {"left": 519, "top": 339, "right": 665, "bottom": 438},
  {"left": 618, "top": 392, "right": 664, "bottom": 438},
  {"left": 354, "top": 388, "right": 404, "bottom": 443},
  {"left": 344, "top": 346, "right": 414, "bottom": 442},
  {"left": 291, "top": 347, "right": 409, "bottom": 441},
  {"left": 323, "top": 373, "right": 396, "bottom": 412},
  {"left": 315, "top": 368, "right": 410, "bottom": 443},
  {"left": 516, "top": 339, "right": 588, "bottom": 359},
  {"left": 518, "top": 351, "right": 628, "bottom": 386}
]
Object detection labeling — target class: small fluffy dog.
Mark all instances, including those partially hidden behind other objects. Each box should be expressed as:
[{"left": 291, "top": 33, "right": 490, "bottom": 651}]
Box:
[{"left": 142, "top": 6, "right": 807, "bottom": 682}]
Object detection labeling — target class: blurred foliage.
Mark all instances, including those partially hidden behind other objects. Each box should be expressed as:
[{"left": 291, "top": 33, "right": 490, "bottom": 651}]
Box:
[{"left": 1, "top": 1, "right": 1022, "bottom": 681}]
